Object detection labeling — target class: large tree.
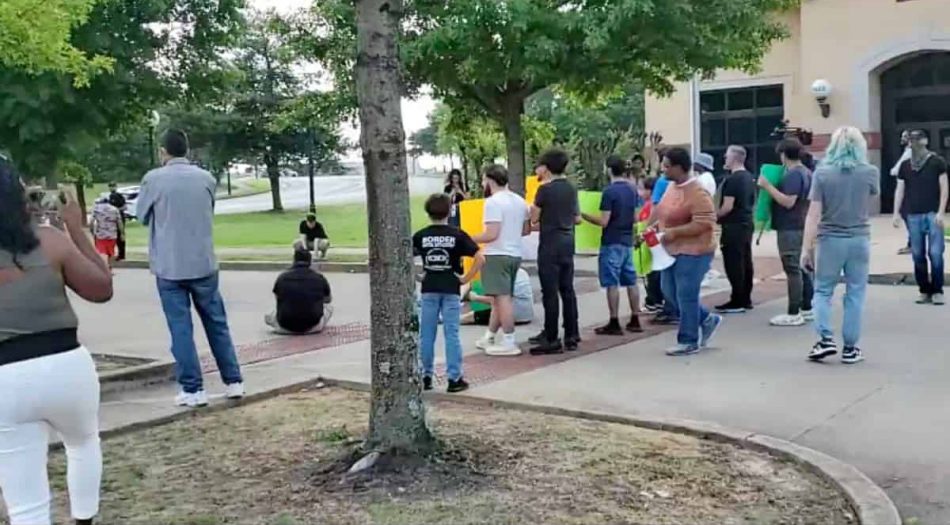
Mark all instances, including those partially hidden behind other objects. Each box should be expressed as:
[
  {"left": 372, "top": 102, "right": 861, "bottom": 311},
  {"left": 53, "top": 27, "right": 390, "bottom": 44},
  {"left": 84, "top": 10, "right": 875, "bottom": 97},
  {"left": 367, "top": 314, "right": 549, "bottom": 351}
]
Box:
[
  {"left": 0, "top": 0, "right": 244, "bottom": 186},
  {"left": 355, "top": 0, "right": 433, "bottom": 454},
  {"left": 314, "top": 0, "right": 796, "bottom": 194},
  {"left": 0, "top": 0, "right": 111, "bottom": 83}
]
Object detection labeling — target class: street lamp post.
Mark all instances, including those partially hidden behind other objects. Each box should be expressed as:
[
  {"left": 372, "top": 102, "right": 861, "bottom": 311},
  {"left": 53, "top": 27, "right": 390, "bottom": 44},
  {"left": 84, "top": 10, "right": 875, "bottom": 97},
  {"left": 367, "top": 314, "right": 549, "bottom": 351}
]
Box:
[
  {"left": 308, "top": 128, "right": 316, "bottom": 213},
  {"left": 148, "top": 110, "right": 161, "bottom": 166}
]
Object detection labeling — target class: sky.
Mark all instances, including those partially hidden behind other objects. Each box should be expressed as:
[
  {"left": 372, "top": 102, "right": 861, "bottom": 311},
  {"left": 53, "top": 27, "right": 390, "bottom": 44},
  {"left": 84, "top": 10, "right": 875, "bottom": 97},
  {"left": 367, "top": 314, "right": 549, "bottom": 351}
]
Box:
[{"left": 251, "top": 0, "right": 437, "bottom": 163}]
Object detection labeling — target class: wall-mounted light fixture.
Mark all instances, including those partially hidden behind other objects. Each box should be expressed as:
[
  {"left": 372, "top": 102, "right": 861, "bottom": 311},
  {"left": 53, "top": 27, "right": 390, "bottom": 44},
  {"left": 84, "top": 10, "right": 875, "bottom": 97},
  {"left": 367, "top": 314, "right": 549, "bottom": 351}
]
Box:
[{"left": 810, "top": 79, "right": 833, "bottom": 118}]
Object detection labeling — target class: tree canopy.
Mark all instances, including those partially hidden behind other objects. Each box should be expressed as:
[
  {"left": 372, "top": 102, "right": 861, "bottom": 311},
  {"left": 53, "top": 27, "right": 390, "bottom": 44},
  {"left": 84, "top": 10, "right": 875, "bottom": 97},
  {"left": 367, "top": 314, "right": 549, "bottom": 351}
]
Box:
[
  {"left": 0, "top": 0, "right": 112, "bottom": 84},
  {"left": 313, "top": 0, "right": 796, "bottom": 193},
  {"left": 0, "top": 0, "right": 244, "bottom": 184}
]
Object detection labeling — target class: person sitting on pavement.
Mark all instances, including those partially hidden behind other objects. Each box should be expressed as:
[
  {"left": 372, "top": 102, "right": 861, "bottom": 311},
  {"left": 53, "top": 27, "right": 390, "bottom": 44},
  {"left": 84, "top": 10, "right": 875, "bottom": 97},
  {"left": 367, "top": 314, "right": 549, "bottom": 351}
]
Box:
[
  {"left": 298, "top": 213, "right": 330, "bottom": 260},
  {"left": 265, "top": 249, "right": 333, "bottom": 335},
  {"left": 654, "top": 147, "right": 723, "bottom": 357},
  {"left": 461, "top": 268, "right": 534, "bottom": 326}
]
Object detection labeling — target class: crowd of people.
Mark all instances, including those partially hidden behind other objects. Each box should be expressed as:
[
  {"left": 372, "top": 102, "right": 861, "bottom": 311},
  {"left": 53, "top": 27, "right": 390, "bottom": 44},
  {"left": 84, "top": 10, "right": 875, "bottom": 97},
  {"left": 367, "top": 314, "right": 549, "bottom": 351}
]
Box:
[{"left": 0, "top": 118, "right": 944, "bottom": 524}]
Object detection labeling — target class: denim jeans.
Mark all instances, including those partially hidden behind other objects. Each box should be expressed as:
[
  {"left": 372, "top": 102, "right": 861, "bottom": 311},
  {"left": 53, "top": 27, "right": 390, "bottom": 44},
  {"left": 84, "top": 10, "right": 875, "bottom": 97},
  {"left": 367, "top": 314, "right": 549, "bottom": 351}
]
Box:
[
  {"left": 660, "top": 267, "right": 680, "bottom": 319},
  {"left": 670, "top": 253, "right": 713, "bottom": 346},
  {"left": 419, "top": 293, "right": 463, "bottom": 381},
  {"left": 156, "top": 272, "right": 243, "bottom": 393},
  {"left": 907, "top": 213, "right": 945, "bottom": 295},
  {"left": 813, "top": 236, "right": 870, "bottom": 348}
]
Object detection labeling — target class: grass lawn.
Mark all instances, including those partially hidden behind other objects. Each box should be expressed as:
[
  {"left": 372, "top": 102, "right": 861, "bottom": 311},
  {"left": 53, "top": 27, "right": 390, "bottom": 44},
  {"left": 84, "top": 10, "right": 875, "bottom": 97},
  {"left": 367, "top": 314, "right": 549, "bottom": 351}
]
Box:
[
  {"left": 125, "top": 196, "right": 428, "bottom": 249},
  {"left": 20, "top": 388, "right": 854, "bottom": 525}
]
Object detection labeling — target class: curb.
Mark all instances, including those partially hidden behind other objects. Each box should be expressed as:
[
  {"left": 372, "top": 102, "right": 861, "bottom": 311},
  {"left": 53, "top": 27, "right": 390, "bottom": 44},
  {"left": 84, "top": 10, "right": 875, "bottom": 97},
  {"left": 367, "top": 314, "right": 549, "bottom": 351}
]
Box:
[
  {"left": 99, "top": 361, "right": 175, "bottom": 396},
  {"left": 322, "top": 377, "right": 901, "bottom": 525}
]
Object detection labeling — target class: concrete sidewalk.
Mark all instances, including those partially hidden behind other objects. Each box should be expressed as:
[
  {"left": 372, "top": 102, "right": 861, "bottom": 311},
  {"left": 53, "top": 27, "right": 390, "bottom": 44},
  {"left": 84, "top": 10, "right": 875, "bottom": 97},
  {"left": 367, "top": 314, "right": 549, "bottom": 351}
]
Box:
[{"left": 472, "top": 286, "right": 949, "bottom": 524}]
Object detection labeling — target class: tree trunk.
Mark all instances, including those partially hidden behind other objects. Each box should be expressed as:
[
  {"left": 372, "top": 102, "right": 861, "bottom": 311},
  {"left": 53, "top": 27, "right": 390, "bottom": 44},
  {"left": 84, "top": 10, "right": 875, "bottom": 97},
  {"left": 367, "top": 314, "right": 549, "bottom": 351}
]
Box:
[
  {"left": 355, "top": 0, "right": 433, "bottom": 454},
  {"left": 264, "top": 154, "right": 283, "bottom": 212},
  {"left": 501, "top": 99, "right": 526, "bottom": 195}
]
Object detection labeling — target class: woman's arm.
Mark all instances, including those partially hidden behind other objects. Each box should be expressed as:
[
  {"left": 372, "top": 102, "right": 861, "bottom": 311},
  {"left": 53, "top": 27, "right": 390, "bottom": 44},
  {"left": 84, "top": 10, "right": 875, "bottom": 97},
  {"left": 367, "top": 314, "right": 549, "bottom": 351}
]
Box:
[{"left": 40, "top": 198, "right": 113, "bottom": 303}]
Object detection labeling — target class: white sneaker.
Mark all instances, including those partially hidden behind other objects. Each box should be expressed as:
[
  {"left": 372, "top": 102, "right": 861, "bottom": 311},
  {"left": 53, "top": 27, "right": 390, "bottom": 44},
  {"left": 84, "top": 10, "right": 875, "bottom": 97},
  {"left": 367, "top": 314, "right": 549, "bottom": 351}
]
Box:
[
  {"left": 770, "top": 313, "right": 805, "bottom": 327},
  {"left": 933, "top": 293, "right": 945, "bottom": 306},
  {"left": 225, "top": 382, "right": 246, "bottom": 399},
  {"left": 800, "top": 309, "right": 815, "bottom": 322},
  {"left": 485, "top": 342, "right": 522, "bottom": 357},
  {"left": 475, "top": 333, "right": 496, "bottom": 350},
  {"left": 175, "top": 390, "right": 209, "bottom": 408}
]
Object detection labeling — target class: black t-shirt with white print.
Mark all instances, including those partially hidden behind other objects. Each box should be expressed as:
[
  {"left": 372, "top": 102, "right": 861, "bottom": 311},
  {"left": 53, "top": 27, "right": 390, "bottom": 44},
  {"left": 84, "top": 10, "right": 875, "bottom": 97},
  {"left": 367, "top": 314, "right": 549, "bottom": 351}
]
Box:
[{"left": 412, "top": 224, "right": 480, "bottom": 295}]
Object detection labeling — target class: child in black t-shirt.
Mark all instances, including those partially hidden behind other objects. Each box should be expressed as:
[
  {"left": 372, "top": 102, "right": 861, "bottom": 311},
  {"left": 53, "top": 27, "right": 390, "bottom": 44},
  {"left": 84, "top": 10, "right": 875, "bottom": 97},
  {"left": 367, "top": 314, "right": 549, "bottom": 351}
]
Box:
[{"left": 412, "top": 193, "right": 485, "bottom": 393}]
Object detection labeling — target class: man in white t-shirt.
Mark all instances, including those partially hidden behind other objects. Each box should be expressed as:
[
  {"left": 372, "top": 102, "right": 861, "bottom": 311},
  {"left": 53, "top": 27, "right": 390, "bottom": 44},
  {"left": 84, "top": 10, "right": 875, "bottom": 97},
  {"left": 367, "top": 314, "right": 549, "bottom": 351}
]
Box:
[
  {"left": 472, "top": 164, "right": 529, "bottom": 356},
  {"left": 693, "top": 152, "right": 719, "bottom": 197}
]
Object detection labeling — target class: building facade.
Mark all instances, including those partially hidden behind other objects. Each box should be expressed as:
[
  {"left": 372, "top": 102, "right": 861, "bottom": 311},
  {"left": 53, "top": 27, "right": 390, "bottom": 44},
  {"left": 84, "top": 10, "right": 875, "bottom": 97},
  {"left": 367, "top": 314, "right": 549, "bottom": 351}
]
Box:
[{"left": 645, "top": 0, "right": 950, "bottom": 213}]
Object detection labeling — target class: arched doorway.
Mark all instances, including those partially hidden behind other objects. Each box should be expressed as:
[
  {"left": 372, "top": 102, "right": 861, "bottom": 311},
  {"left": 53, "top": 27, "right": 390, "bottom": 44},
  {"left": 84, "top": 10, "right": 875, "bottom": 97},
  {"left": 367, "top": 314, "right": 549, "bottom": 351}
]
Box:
[{"left": 880, "top": 51, "right": 950, "bottom": 213}]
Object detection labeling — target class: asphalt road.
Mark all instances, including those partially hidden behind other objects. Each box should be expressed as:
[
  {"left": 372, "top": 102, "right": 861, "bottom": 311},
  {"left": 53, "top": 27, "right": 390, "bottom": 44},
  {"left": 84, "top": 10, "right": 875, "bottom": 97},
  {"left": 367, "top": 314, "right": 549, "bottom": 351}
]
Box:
[{"left": 215, "top": 175, "right": 444, "bottom": 214}]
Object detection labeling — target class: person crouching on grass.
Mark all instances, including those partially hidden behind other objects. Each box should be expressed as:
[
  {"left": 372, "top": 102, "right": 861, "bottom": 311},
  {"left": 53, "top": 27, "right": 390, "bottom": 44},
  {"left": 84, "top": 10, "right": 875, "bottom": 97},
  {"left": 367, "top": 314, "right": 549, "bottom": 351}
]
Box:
[
  {"left": 413, "top": 193, "right": 485, "bottom": 393},
  {"left": 582, "top": 155, "right": 644, "bottom": 335}
]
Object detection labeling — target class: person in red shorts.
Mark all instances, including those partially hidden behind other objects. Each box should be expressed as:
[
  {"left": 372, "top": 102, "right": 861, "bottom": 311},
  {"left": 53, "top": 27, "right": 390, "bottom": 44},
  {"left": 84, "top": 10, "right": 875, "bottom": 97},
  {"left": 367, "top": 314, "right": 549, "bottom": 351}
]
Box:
[{"left": 91, "top": 198, "right": 122, "bottom": 267}]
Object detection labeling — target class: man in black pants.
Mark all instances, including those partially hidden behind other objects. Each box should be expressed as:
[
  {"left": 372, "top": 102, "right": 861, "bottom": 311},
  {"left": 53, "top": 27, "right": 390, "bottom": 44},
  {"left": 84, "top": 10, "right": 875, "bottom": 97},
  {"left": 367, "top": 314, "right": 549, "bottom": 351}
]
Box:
[
  {"left": 529, "top": 149, "right": 580, "bottom": 354},
  {"left": 716, "top": 145, "right": 756, "bottom": 313}
]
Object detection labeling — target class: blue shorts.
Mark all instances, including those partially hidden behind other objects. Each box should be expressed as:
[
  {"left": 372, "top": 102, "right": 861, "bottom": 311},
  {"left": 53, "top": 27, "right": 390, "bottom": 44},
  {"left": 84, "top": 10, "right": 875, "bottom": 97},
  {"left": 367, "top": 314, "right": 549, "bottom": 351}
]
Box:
[{"left": 599, "top": 244, "right": 637, "bottom": 288}]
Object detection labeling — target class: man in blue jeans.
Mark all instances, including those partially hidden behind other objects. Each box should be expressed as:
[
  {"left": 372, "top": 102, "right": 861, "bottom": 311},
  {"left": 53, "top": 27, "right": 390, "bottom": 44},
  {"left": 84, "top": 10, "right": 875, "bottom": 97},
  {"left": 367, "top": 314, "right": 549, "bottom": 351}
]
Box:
[
  {"left": 413, "top": 193, "right": 485, "bottom": 393},
  {"left": 582, "top": 155, "right": 643, "bottom": 335},
  {"left": 893, "top": 130, "right": 948, "bottom": 305},
  {"left": 137, "top": 129, "right": 245, "bottom": 408}
]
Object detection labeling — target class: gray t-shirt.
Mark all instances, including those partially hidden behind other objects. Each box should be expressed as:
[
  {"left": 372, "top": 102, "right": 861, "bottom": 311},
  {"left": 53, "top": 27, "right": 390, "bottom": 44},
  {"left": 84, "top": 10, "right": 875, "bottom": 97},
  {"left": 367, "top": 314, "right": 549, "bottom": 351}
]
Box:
[
  {"left": 136, "top": 158, "right": 218, "bottom": 280},
  {"left": 808, "top": 163, "right": 880, "bottom": 238}
]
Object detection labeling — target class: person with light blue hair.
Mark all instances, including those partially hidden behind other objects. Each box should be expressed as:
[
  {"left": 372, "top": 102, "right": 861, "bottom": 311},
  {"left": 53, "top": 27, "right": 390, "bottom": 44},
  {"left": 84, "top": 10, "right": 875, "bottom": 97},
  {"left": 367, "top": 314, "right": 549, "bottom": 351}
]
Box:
[{"left": 800, "top": 127, "right": 880, "bottom": 365}]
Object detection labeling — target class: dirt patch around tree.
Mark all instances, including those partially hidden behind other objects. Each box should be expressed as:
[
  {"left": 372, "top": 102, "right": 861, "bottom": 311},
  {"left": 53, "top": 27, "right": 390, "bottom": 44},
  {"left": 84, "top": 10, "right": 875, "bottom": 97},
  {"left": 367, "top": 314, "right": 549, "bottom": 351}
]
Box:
[{"left": 22, "top": 388, "right": 856, "bottom": 525}]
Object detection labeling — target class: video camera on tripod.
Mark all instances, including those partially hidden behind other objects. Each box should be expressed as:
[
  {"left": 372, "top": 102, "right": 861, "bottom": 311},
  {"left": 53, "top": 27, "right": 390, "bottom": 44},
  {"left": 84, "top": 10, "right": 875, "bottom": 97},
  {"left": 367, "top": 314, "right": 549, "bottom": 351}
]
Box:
[{"left": 771, "top": 119, "right": 814, "bottom": 146}]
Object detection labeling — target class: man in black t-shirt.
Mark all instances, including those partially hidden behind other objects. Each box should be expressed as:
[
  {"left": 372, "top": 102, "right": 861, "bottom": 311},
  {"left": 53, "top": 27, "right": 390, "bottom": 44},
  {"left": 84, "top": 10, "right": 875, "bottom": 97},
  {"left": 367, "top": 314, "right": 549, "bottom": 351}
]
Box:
[
  {"left": 413, "top": 193, "right": 484, "bottom": 393},
  {"left": 529, "top": 149, "right": 581, "bottom": 354},
  {"left": 893, "top": 130, "right": 948, "bottom": 305},
  {"left": 716, "top": 145, "right": 756, "bottom": 313},
  {"left": 298, "top": 213, "right": 330, "bottom": 259},
  {"left": 266, "top": 249, "right": 333, "bottom": 334},
  {"left": 758, "top": 138, "right": 814, "bottom": 326}
]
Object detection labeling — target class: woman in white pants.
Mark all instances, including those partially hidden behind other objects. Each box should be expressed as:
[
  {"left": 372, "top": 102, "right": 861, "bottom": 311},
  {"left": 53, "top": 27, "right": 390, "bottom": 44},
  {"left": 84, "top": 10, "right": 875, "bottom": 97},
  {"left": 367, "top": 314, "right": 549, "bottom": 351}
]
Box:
[{"left": 0, "top": 158, "right": 113, "bottom": 525}]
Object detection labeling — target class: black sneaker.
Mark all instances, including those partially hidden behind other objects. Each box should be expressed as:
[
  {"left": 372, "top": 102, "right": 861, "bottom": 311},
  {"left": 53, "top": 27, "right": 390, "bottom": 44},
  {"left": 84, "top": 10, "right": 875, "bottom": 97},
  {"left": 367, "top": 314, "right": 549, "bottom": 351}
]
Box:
[
  {"left": 841, "top": 347, "right": 865, "bottom": 365},
  {"left": 422, "top": 376, "right": 433, "bottom": 391},
  {"left": 447, "top": 377, "right": 470, "bottom": 393},
  {"left": 528, "top": 331, "right": 547, "bottom": 345},
  {"left": 529, "top": 339, "right": 564, "bottom": 355},
  {"left": 643, "top": 303, "right": 662, "bottom": 314},
  {"left": 808, "top": 339, "right": 838, "bottom": 362},
  {"left": 715, "top": 302, "right": 746, "bottom": 314},
  {"left": 626, "top": 316, "right": 644, "bottom": 333},
  {"left": 594, "top": 321, "right": 624, "bottom": 336},
  {"left": 651, "top": 314, "right": 679, "bottom": 326},
  {"left": 564, "top": 340, "right": 579, "bottom": 352}
]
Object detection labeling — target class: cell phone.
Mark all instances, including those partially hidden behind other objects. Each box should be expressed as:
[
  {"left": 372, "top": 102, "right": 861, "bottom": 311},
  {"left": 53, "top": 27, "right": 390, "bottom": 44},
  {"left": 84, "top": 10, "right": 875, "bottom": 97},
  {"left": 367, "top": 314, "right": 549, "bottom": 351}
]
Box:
[{"left": 25, "top": 186, "right": 67, "bottom": 229}]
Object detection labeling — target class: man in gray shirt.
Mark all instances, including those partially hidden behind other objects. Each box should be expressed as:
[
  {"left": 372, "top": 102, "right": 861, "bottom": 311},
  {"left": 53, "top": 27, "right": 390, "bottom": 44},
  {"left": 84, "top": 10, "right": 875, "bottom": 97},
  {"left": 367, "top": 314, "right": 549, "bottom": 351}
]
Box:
[{"left": 137, "top": 129, "right": 244, "bottom": 408}]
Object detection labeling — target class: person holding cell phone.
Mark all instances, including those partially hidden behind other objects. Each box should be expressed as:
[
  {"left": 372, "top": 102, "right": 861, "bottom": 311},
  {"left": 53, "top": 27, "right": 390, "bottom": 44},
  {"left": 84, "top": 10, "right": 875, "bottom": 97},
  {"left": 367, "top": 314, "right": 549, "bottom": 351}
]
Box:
[{"left": 0, "top": 157, "right": 113, "bottom": 525}]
